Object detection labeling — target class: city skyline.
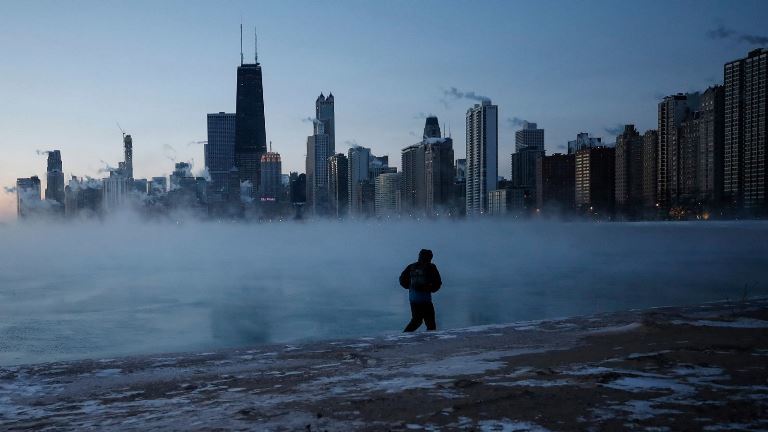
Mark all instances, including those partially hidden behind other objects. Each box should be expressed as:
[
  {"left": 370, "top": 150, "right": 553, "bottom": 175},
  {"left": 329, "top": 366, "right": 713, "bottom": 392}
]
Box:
[{"left": 2, "top": 1, "right": 768, "bottom": 221}]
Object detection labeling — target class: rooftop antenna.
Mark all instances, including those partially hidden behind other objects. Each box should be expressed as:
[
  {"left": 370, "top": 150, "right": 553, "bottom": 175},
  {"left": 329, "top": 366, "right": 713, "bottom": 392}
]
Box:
[
  {"left": 269, "top": 141, "right": 272, "bottom": 152},
  {"left": 254, "top": 27, "right": 258, "bottom": 63},
  {"left": 240, "top": 23, "right": 244, "bottom": 65}
]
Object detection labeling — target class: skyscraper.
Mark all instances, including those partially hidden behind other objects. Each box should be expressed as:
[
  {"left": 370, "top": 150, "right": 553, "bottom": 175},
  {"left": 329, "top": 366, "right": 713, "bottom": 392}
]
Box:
[
  {"left": 306, "top": 121, "right": 332, "bottom": 215},
  {"left": 328, "top": 153, "right": 349, "bottom": 219},
  {"left": 423, "top": 116, "right": 441, "bottom": 139},
  {"left": 45, "top": 150, "right": 65, "bottom": 207},
  {"left": 510, "top": 122, "right": 544, "bottom": 190},
  {"left": 375, "top": 172, "right": 402, "bottom": 217},
  {"left": 260, "top": 149, "right": 282, "bottom": 201},
  {"left": 316, "top": 93, "right": 335, "bottom": 151},
  {"left": 348, "top": 145, "right": 371, "bottom": 217},
  {"left": 536, "top": 153, "right": 575, "bottom": 216},
  {"left": 64, "top": 176, "right": 103, "bottom": 218},
  {"left": 289, "top": 172, "right": 307, "bottom": 204},
  {"left": 401, "top": 144, "right": 425, "bottom": 215},
  {"left": 698, "top": 86, "right": 725, "bottom": 205},
  {"left": 465, "top": 100, "right": 498, "bottom": 216},
  {"left": 424, "top": 136, "right": 454, "bottom": 215},
  {"left": 658, "top": 93, "right": 699, "bottom": 207},
  {"left": 724, "top": 48, "right": 768, "bottom": 211},
  {"left": 16, "top": 176, "right": 41, "bottom": 219},
  {"left": 123, "top": 134, "right": 133, "bottom": 180},
  {"left": 235, "top": 29, "right": 267, "bottom": 195},
  {"left": 614, "top": 125, "right": 644, "bottom": 215},
  {"left": 205, "top": 112, "right": 236, "bottom": 200},
  {"left": 642, "top": 130, "right": 659, "bottom": 209},
  {"left": 575, "top": 146, "right": 615, "bottom": 216}
]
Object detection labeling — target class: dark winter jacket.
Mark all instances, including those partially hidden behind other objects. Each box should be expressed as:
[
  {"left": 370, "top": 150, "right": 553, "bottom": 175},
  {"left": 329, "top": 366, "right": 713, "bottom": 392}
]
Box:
[{"left": 399, "top": 261, "right": 442, "bottom": 304}]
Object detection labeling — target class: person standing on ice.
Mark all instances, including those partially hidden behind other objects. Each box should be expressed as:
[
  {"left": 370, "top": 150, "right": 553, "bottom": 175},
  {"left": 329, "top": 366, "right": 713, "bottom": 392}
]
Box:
[{"left": 399, "top": 249, "right": 442, "bottom": 332}]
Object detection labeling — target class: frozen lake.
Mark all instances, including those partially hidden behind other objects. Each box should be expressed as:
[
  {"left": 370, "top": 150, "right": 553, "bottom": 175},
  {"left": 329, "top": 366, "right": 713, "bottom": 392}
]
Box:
[{"left": 1, "top": 219, "right": 767, "bottom": 365}]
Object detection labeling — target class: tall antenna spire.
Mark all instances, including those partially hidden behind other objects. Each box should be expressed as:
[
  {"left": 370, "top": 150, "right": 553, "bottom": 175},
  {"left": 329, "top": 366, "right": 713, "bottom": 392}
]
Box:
[
  {"left": 254, "top": 27, "right": 258, "bottom": 63},
  {"left": 269, "top": 141, "right": 272, "bottom": 152},
  {"left": 240, "top": 23, "right": 244, "bottom": 65}
]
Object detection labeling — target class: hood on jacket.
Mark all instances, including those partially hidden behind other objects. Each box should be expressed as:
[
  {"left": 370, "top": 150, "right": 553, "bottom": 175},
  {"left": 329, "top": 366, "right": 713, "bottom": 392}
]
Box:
[{"left": 418, "top": 249, "right": 433, "bottom": 263}]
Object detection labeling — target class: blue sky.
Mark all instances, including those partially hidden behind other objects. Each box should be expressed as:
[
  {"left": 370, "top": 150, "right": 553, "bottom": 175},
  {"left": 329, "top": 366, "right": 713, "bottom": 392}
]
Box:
[{"left": 1, "top": 0, "right": 767, "bottom": 220}]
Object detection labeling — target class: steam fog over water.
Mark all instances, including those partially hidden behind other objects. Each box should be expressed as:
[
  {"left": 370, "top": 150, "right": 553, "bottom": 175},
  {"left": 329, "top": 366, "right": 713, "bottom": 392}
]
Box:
[{"left": 0, "top": 219, "right": 766, "bottom": 366}]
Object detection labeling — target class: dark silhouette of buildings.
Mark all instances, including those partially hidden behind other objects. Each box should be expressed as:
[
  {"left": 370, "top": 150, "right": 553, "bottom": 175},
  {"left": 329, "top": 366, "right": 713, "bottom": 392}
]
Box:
[
  {"left": 697, "top": 86, "right": 725, "bottom": 208},
  {"left": 575, "top": 146, "right": 615, "bottom": 217},
  {"left": 536, "top": 153, "right": 575, "bottom": 216},
  {"left": 400, "top": 116, "right": 455, "bottom": 217},
  {"left": 289, "top": 172, "right": 307, "bottom": 204},
  {"left": 235, "top": 31, "right": 267, "bottom": 195},
  {"left": 45, "top": 150, "right": 65, "bottom": 209},
  {"left": 641, "top": 130, "right": 659, "bottom": 210},
  {"left": 658, "top": 93, "right": 700, "bottom": 208},
  {"left": 615, "top": 125, "right": 644, "bottom": 216},
  {"left": 123, "top": 134, "right": 133, "bottom": 180},
  {"left": 510, "top": 122, "right": 544, "bottom": 190}
]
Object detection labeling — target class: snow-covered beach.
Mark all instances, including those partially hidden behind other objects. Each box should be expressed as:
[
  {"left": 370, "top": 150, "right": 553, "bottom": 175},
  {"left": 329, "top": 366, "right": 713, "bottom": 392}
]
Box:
[{"left": 2, "top": 298, "right": 767, "bottom": 431}]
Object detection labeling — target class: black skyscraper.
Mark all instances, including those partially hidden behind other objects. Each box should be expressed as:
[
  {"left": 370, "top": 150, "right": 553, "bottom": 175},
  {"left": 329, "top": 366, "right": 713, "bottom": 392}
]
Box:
[
  {"left": 46, "top": 150, "right": 65, "bottom": 206},
  {"left": 235, "top": 29, "right": 267, "bottom": 196}
]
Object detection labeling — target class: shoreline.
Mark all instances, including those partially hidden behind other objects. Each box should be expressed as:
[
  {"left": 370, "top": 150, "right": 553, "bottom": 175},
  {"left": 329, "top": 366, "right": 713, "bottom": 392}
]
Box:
[{"left": 2, "top": 299, "right": 767, "bottom": 430}]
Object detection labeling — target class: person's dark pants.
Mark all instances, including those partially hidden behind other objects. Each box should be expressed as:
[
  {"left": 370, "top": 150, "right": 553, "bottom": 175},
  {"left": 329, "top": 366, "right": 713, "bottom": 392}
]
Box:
[{"left": 404, "top": 301, "right": 436, "bottom": 332}]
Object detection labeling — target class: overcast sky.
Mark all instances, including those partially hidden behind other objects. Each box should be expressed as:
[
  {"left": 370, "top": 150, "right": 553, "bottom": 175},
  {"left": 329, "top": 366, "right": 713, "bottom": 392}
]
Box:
[{"left": 1, "top": 0, "right": 767, "bottom": 221}]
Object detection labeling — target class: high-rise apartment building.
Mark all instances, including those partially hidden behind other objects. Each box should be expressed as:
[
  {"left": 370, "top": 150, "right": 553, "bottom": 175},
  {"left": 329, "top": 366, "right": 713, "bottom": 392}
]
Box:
[
  {"left": 575, "top": 147, "right": 615, "bottom": 216},
  {"left": 724, "top": 48, "right": 768, "bottom": 211},
  {"left": 642, "top": 130, "right": 659, "bottom": 209},
  {"left": 235, "top": 32, "right": 267, "bottom": 195},
  {"left": 465, "top": 100, "right": 498, "bottom": 216},
  {"left": 698, "top": 86, "right": 725, "bottom": 205},
  {"left": 658, "top": 92, "right": 700, "bottom": 207},
  {"left": 536, "top": 153, "right": 575, "bottom": 215},
  {"left": 206, "top": 112, "right": 237, "bottom": 200},
  {"left": 328, "top": 153, "right": 349, "bottom": 219},
  {"left": 614, "top": 125, "right": 644, "bottom": 214}
]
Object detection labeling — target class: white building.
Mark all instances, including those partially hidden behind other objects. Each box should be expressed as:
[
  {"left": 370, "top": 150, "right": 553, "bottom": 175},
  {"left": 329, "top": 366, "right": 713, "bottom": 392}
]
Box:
[
  {"left": 102, "top": 173, "right": 130, "bottom": 211},
  {"left": 465, "top": 100, "right": 498, "bottom": 216}
]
